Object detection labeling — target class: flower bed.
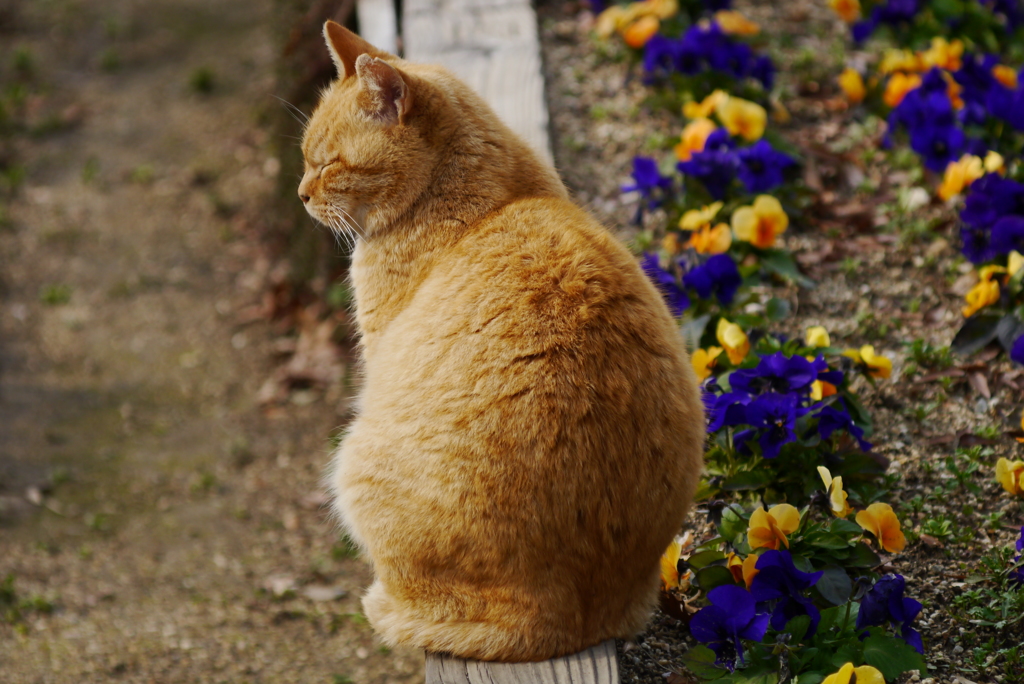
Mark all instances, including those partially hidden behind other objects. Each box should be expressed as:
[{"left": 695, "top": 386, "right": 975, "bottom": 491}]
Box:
[{"left": 562, "top": 0, "right": 1024, "bottom": 681}]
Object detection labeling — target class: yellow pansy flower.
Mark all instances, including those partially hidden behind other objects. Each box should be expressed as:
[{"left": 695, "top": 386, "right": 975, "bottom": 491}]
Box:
[
  {"left": 817, "top": 466, "right": 854, "bottom": 517},
  {"left": 716, "top": 318, "right": 750, "bottom": 364},
  {"left": 595, "top": 6, "right": 629, "bottom": 37},
  {"left": 993, "top": 64, "right": 1018, "bottom": 89},
  {"left": 828, "top": 0, "right": 861, "bottom": 23},
  {"left": 843, "top": 345, "right": 892, "bottom": 379},
  {"left": 883, "top": 72, "right": 922, "bottom": 107},
  {"left": 713, "top": 10, "right": 760, "bottom": 35},
  {"left": 985, "top": 150, "right": 1005, "bottom": 174},
  {"left": 660, "top": 536, "right": 684, "bottom": 590},
  {"left": 938, "top": 154, "right": 984, "bottom": 201},
  {"left": 942, "top": 71, "right": 965, "bottom": 109},
  {"left": 726, "top": 552, "right": 760, "bottom": 588},
  {"left": 714, "top": 95, "right": 767, "bottom": 142},
  {"left": 683, "top": 90, "right": 727, "bottom": 119},
  {"left": 1009, "top": 251, "right": 1024, "bottom": 277},
  {"left": 838, "top": 68, "right": 866, "bottom": 104},
  {"left": 686, "top": 223, "right": 733, "bottom": 255},
  {"left": 810, "top": 380, "right": 837, "bottom": 401},
  {"left": 748, "top": 504, "right": 801, "bottom": 551},
  {"left": 675, "top": 118, "right": 717, "bottom": 162},
  {"left": 623, "top": 15, "right": 660, "bottom": 48},
  {"left": 962, "top": 279, "right": 1000, "bottom": 317},
  {"left": 996, "top": 457, "right": 1024, "bottom": 496},
  {"left": 679, "top": 201, "right": 724, "bottom": 231},
  {"left": 805, "top": 326, "right": 830, "bottom": 348},
  {"left": 731, "top": 195, "right": 788, "bottom": 249},
  {"left": 823, "top": 662, "right": 886, "bottom": 684},
  {"left": 855, "top": 502, "right": 906, "bottom": 554},
  {"left": 879, "top": 48, "right": 923, "bottom": 74},
  {"left": 691, "top": 347, "right": 723, "bottom": 381},
  {"left": 643, "top": 0, "right": 680, "bottom": 20},
  {"left": 920, "top": 37, "right": 964, "bottom": 71}
]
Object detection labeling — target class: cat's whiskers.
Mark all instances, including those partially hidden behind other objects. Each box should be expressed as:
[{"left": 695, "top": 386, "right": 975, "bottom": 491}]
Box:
[
  {"left": 325, "top": 206, "right": 361, "bottom": 251},
  {"left": 336, "top": 206, "right": 368, "bottom": 242},
  {"left": 274, "top": 96, "right": 310, "bottom": 128}
]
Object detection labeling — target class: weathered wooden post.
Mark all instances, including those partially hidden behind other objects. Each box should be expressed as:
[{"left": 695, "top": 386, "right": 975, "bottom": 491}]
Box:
[
  {"left": 275, "top": 0, "right": 620, "bottom": 678},
  {"left": 426, "top": 640, "right": 620, "bottom": 684}
]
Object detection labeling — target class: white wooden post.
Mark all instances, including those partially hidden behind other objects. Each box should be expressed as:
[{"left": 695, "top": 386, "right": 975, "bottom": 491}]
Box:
[
  {"left": 402, "top": 0, "right": 554, "bottom": 165},
  {"left": 426, "top": 639, "right": 621, "bottom": 684}
]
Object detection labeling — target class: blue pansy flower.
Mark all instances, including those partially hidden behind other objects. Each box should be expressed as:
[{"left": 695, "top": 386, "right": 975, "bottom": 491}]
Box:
[
  {"left": 751, "top": 55, "right": 775, "bottom": 90},
  {"left": 677, "top": 130, "right": 739, "bottom": 199},
  {"left": 990, "top": 216, "right": 1024, "bottom": 257},
  {"left": 643, "top": 34, "right": 680, "bottom": 77},
  {"left": 961, "top": 174, "right": 1024, "bottom": 231},
  {"left": 1012, "top": 526, "right": 1024, "bottom": 586},
  {"left": 623, "top": 157, "right": 672, "bottom": 208},
  {"left": 954, "top": 53, "right": 998, "bottom": 106},
  {"left": 816, "top": 402, "right": 872, "bottom": 451},
  {"left": 706, "top": 391, "right": 754, "bottom": 432},
  {"left": 737, "top": 140, "right": 796, "bottom": 194},
  {"left": 683, "top": 254, "right": 742, "bottom": 305},
  {"left": 748, "top": 550, "right": 825, "bottom": 637},
  {"left": 856, "top": 574, "right": 924, "bottom": 654},
  {"left": 730, "top": 353, "right": 823, "bottom": 396},
  {"left": 689, "top": 585, "right": 770, "bottom": 671},
  {"left": 910, "top": 123, "right": 965, "bottom": 173},
  {"left": 741, "top": 392, "right": 802, "bottom": 459},
  {"left": 989, "top": 0, "right": 1024, "bottom": 28},
  {"left": 1011, "top": 334, "right": 1024, "bottom": 366},
  {"left": 708, "top": 37, "right": 753, "bottom": 80}
]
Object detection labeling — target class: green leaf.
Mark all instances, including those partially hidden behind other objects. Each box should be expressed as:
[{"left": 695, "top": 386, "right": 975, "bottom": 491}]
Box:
[
  {"left": 862, "top": 634, "right": 926, "bottom": 680},
  {"left": 719, "top": 505, "right": 748, "bottom": 542},
  {"left": 839, "top": 391, "right": 873, "bottom": 434},
  {"left": 845, "top": 542, "right": 881, "bottom": 568},
  {"left": 951, "top": 311, "right": 1003, "bottom": 356},
  {"left": 816, "top": 605, "right": 842, "bottom": 636},
  {"left": 686, "top": 549, "right": 727, "bottom": 571},
  {"left": 829, "top": 519, "right": 863, "bottom": 536},
  {"left": 782, "top": 614, "right": 811, "bottom": 642},
  {"left": 830, "top": 643, "right": 861, "bottom": 669},
  {"left": 682, "top": 645, "right": 728, "bottom": 680},
  {"left": 722, "top": 671, "right": 779, "bottom": 684},
  {"left": 695, "top": 565, "right": 736, "bottom": 592},
  {"left": 760, "top": 249, "right": 815, "bottom": 288},
  {"left": 815, "top": 566, "right": 852, "bottom": 606},
  {"left": 765, "top": 297, "right": 791, "bottom": 322},
  {"left": 795, "top": 674, "right": 824, "bottom": 684},
  {"left": 721, "top": 470, "right": 774, "bottom": 491},
  {"left": 804, "top": 532, "right": 852, "bottom": 550}
]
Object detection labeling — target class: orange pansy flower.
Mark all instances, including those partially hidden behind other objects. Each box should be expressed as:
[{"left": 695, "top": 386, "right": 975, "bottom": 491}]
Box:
[
  {"left": 855, "top": 502, "right": 906, "bottom": 553},
  {"left": 748, "top": 504, "right": 801, "bottom": 551}
]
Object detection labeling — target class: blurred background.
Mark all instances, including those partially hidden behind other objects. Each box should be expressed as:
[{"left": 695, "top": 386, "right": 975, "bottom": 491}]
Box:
[{"left": 0, "top": 0, "right": 425, "bottom": 680}]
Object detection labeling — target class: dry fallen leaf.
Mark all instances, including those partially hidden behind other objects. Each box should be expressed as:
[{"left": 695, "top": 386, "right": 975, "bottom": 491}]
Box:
[{"left": 966, "top": 371, "right": 991, "bottom": 399}]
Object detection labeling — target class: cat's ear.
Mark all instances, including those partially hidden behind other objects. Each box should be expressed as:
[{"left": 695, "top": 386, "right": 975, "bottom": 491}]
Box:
[
  {"left": 323, "top": 20, "right": 385, "bottom": 80},
  {"left": 355, "top": 54, "right": 413, "bottom": 126}
]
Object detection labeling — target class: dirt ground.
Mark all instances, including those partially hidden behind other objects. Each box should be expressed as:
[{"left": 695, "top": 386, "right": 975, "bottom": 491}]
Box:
[
  {"left": 0, "top": 0, "right": 421, "bottom": 681},
  {"left": 3, "top": 0, "right": 1023, "bottom": 683}
]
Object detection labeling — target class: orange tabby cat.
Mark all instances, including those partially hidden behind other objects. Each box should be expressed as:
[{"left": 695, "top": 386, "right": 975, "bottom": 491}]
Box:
[{"left": 300, "top": 21, "right": 705, "bottom": 662}]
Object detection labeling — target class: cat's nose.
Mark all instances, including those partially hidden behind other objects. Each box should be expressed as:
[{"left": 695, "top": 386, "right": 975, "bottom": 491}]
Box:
[{"left": 299, "top": 192, "right": 310, "bottom": 203}]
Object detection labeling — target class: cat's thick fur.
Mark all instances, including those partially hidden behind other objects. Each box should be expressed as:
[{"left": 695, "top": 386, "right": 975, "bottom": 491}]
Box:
[{"left": 299, "top": 21, "right": 705, "bottom": 662}]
